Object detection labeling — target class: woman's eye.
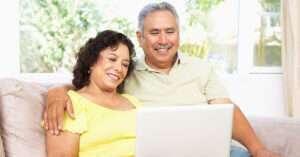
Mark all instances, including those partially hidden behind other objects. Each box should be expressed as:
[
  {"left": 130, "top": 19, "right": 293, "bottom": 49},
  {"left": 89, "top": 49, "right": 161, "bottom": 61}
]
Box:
[
  {"left": 109, "top": 58, "right": 116, "bottom": 61},
  {"left": 122, "top": 64, "right": 129, "bottom": 68}
]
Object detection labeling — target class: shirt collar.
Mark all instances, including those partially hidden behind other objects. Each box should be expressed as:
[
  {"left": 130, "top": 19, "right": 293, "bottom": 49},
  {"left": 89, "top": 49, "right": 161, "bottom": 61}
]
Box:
[{"left": 135, "top": 51, "right": 188, "bottom": 71}]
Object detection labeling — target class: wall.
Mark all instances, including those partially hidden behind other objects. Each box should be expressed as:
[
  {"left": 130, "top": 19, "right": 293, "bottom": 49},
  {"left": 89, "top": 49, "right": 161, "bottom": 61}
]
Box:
[
  {"left": 0, "top": 1, "right": 19, "bottom": 75},
  {"left": 221, "top": 74, "right": 285, "bottom": 117}
]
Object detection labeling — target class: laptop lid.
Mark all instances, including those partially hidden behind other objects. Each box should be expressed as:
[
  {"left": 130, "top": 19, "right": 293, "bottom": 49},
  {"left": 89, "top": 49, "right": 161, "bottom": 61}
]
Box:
[{"left": 135, "top": 104, "right": 234, "bottom": 157}]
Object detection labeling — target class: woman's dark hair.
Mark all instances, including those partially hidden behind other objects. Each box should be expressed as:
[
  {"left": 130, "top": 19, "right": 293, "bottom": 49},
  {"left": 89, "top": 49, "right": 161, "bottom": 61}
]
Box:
[{"left": 72, "top": 30, "right": 136, "bottom": 93}]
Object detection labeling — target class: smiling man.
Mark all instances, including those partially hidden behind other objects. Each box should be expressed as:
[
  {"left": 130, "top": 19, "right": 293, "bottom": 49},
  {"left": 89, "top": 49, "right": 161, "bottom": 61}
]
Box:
[
  {"left": 137, "top": 9, "right": 179, "bottom": 74},
  {"left": 43, "top": 2, "right": 283, "bottom": 157}
]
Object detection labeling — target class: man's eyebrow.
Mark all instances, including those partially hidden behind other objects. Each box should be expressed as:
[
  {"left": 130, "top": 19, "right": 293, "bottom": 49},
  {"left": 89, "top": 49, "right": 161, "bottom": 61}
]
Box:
[
  {"left": 149, "top": 28, "right": 160, "bottom": 32},
  {"left": 166, "top": 27, "right": 175, "bottom": 31}
]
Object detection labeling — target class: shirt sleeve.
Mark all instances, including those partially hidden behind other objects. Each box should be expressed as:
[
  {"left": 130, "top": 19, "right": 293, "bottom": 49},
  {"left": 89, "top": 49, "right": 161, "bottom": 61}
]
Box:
[
  {"left": 204, "top": 66, "right": 229, "bottom": 101},
  {"left": 62, "top": 91, "right": 89, "bottom": 134}
]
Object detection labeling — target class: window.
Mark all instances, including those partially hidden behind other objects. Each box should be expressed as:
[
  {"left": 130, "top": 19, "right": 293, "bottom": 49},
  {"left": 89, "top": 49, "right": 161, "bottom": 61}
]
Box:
[
  {"left": 253, "top": 0, "right": 281, "bottom": 67},
  {"left": 238, "top": 0, "right": 281, "bottom": 74},
  {"left": 9, "top": 0, "right": 282, "bottom": 76}
]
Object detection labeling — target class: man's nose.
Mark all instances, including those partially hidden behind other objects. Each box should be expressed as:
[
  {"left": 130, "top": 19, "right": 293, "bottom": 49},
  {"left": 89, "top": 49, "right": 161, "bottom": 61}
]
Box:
[{"left": 158, "top": 32, "right": 168, "bottom": 44}]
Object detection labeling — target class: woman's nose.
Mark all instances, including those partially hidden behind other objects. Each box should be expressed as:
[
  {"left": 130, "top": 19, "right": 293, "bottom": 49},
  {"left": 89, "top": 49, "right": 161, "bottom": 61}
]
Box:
[{"left": 114, "top": 62, "right": 122, "bottom": 72}]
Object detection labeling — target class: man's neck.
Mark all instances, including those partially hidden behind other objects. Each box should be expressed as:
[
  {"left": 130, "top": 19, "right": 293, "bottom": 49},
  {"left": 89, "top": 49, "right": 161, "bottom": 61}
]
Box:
[{"left": 145, "top": 55, "right": 177, "bottom": 75}]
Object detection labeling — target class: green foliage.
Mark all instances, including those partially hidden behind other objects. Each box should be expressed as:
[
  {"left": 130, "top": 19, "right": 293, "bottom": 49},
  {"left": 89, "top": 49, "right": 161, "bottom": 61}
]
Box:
[
  {"left": 20, "top": 0, "right": 281, "bottom": 73},
  {"left": 255, "top": 0, "right": 281, "bottom": 66},
  {"left": 259, "top": 0, "right": 281, "bottom": 12},
  {"left": 180, "top": 42, "right": 210, "bottom": 59},
  {"left": 185, "top": 0, "right": 225, "bottom": 27},
  {"left": 182, "top": 0, "right": 238, "bottom": 73},
  {"left": 182, "top": 0, "right": 225, "bottom": 61},
  {"left": 20, "top": 0, "right": 135, "bottom": 73}
]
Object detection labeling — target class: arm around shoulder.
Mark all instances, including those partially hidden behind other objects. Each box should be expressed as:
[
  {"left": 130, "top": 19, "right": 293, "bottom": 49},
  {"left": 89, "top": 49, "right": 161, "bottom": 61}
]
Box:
[{"left": 44, "top": 85, "right": 75, "bottom": 135}]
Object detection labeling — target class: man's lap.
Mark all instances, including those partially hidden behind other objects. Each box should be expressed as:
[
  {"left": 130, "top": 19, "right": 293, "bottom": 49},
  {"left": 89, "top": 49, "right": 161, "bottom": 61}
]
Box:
[{"left": 230, "top": 145, "right": 252, "bottom": 157}]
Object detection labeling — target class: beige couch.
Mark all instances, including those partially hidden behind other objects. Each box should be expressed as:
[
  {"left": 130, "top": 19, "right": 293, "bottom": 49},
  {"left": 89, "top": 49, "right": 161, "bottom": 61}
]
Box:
[{"left": 0, "top": 78, "right": 299, "bottom": 157}]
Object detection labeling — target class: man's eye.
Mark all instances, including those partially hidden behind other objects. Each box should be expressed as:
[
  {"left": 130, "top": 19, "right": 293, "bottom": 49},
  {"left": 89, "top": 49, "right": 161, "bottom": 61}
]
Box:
[
  {"left": 150, "top": 32, "right": 159, "bottom": 35},
  {"left": 167, "top": 31, "right": 174, "bottom": 34}
]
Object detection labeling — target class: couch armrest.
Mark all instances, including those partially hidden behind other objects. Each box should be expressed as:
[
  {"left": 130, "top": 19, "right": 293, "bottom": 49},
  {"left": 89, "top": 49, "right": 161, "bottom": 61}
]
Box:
[{"left": 247, "top": 115, "right": 300, "bottom": 157}]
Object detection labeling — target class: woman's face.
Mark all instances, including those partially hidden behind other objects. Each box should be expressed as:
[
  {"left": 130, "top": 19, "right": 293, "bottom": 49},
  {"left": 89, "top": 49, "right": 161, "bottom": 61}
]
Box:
[{"left": 89, "top": 43, "right": 130, "bottom": 92}]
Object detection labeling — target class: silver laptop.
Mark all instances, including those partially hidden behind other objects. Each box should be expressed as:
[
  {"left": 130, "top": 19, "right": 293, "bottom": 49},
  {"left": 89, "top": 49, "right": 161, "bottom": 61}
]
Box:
[{"left": 135, "top": 104, "right": 234, "bottom": 157}]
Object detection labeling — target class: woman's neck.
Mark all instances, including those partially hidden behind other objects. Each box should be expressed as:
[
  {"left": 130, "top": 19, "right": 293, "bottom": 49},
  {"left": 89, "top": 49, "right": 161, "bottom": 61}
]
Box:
[{"left": 77, "top": 83, "right": 118, "bottom": 100}]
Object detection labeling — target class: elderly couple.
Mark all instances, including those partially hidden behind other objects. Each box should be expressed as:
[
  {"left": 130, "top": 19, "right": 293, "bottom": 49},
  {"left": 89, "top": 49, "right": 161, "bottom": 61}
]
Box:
[{"left": 43, "top": 2, "right": 283, "bottom": 157}]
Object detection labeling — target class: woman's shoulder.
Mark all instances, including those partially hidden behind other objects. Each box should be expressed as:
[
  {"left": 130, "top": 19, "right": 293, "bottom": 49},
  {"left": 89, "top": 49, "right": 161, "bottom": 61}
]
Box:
[
  {"left": 121, "top": 94, "right": 143, "bottom": 108},
  {"left": 67, "top": 90, "right": 95, "bottom": 112}
]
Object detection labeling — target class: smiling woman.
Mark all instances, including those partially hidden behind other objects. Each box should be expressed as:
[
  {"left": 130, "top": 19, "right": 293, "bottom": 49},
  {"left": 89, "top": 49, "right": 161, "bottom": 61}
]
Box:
[
  {"left": 44, "top": 30, "right": 143, "bottom": 157},
  {"left": 72, "top": 30, "right": 136, "bottom": 93}
]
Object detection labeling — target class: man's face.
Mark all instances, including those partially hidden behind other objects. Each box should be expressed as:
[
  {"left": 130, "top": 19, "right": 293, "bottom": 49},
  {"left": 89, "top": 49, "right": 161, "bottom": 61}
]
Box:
[{"left": 137, "top": 10, "right": 179, "bottom": 69}]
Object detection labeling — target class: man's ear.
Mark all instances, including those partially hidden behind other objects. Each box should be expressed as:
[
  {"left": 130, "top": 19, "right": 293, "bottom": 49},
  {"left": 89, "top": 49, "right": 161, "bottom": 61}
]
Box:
[{"left": 136, "top": 31, "right": 143, "bottom": 48}]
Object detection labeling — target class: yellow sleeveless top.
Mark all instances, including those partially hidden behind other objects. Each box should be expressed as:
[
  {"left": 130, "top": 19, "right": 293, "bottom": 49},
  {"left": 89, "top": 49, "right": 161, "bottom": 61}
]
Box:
[{"left": 63, "top": 90, "right": 143, "bottom": 157}]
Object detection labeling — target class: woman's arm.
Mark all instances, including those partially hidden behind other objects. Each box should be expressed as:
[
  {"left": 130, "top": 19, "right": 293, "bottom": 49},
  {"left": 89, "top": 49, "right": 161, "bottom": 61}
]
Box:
[{"left": 46, "top": 130, "right": 80, "bottom": 157}]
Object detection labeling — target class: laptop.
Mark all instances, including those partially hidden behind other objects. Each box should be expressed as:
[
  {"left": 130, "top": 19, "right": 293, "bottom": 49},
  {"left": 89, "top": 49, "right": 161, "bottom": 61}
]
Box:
[{"left": 135, "top": 104, "right": 234, "bottom": 157}]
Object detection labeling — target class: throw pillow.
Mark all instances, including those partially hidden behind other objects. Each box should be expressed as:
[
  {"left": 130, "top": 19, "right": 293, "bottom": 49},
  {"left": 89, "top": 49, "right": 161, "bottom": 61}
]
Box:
[{"left": 0, "top": 78, "right": 47, "bottom": 157}]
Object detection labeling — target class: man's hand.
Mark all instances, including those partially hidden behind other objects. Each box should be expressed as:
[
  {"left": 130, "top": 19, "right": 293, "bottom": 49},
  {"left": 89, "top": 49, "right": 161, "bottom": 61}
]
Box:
[
  {"left": 208, "top": 98, "right": 285, "bottom": 157},
  {"left": 254, "top": 147, "right": 285, "bottom": 157},
  {"left": 43, "top": 85, "right": 75, "bottom": 135}
]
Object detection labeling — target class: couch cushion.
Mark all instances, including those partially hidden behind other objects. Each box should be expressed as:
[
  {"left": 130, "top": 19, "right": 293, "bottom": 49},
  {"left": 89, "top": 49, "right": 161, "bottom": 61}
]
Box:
[
  {"left": 0, "top": 78, "right": 47, "bottom": 157},
  {"left": 0, "top": 130, "right": 4, "bottom": 157},
  {"left": 248, "top": 116, "right": 300, "bottom": 157}
]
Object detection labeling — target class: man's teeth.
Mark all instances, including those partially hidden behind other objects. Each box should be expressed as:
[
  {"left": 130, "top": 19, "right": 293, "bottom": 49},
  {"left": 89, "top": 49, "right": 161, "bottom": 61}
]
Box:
[
  {"left": 108, "top": 74, "right": 119, "bottom": 80},
  {"left": 157, "top": 48, "right": 168, "bottom": 52}
]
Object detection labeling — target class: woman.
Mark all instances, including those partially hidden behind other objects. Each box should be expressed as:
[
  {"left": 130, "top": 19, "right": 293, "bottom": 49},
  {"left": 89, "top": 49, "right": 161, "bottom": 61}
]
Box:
[{"left": 45, "top": 30, "right": 142, "bottom": 157}]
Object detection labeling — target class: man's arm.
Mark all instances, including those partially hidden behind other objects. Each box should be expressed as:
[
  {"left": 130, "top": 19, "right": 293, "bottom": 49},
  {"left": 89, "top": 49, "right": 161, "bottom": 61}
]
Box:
[
  {"left": 46, "top": 130, "right": 80, "bottom": 157},
  {"left": 43, "top": 85, "right": 75, "bottom": 135},
  {"left": 209, "top": 98, "right": 283, "bottom": 157}
]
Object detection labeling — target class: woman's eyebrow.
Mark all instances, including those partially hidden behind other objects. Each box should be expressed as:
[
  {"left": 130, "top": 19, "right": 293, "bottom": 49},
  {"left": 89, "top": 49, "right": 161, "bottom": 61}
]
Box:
[
  {"left": 108, "top": 53, "right": 117, "bottom": 57},
  {"left": 108, "top": 53, "right": 130, "bottom": 62}
]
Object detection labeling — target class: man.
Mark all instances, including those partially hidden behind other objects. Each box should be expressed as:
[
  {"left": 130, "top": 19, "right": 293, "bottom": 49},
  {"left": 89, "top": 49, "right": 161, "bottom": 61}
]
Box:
[{"left": 44, "top": 2, "right": 283, "bottom": 157}]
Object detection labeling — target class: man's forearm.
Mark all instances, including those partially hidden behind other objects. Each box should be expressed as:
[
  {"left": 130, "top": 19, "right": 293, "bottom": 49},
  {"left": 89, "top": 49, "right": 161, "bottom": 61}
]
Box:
[
  {"left": 48, "top": 85, "right": 75, "bottom": 93},
  {"left": 209, "top": 98, "right": 265, "bottom": 156},
  {"left": 232, "top": 105, "right": 265, "bottom": 156},
  {"left": 44, "top": 84, "right": 76, "bottom": 135}
]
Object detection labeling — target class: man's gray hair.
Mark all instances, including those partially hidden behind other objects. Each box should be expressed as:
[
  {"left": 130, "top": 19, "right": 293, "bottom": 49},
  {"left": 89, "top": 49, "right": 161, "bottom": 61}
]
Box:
[{"left": 138, "top": 2, "right": 180, "bottom": 36}]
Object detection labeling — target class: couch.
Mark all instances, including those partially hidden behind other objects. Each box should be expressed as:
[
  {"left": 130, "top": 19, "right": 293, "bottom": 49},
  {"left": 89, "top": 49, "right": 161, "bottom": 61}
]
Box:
[{"left": 0, "top": 78, "right": 299, "bottom": 157}]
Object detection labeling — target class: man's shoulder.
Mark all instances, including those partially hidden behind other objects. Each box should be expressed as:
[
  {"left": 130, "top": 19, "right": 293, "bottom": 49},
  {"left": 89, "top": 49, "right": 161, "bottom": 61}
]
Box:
[{"left": 181, "top": 55, "right": 212, "bottom": 69}]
